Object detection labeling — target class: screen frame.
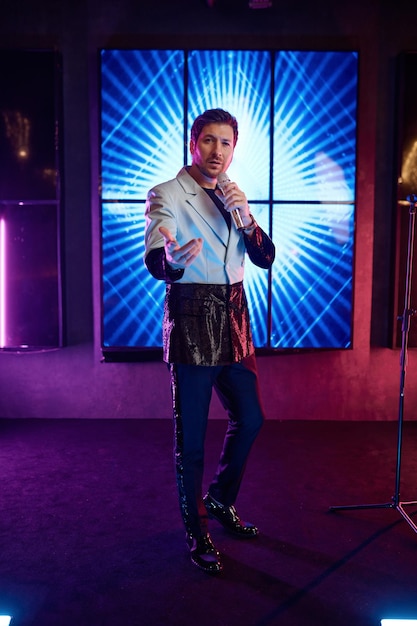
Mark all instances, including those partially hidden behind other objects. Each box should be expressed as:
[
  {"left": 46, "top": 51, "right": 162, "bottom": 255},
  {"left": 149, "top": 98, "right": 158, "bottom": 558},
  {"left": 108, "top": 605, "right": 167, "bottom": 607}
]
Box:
[{"left": 99, "top": 47, "right": 359, "bottom": 362}]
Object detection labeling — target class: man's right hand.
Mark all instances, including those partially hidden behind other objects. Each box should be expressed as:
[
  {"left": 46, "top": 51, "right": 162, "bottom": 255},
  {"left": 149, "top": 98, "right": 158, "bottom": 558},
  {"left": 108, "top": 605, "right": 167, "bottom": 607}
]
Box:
[{"left": 159, "top": 226, "right": 203, "bottom": 269}]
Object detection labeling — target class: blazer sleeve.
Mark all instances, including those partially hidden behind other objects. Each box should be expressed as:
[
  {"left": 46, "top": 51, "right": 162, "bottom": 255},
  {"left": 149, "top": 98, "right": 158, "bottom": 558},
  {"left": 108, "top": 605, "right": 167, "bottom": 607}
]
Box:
[
  {"left": 244, "top": 225, "right": 275, "bottom": 269},
  {"left": 144, "top": 181, "right": 185, "bottom": 282},
  {"left": 145, "top": 247, "right": 185, "bottom": 283}
]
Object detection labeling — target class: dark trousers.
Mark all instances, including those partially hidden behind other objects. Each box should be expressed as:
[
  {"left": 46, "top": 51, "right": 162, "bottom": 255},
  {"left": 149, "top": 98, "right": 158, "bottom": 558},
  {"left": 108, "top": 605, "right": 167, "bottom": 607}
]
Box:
[{"left": 169, "top": 354, "right": 265, "bottom": 537}]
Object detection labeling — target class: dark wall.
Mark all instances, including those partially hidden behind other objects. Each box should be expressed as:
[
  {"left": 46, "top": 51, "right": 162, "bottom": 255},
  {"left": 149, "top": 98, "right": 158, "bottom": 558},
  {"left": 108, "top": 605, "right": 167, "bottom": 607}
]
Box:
[{"left": 0, "top": 0, "right": 416, "bottom": 420}]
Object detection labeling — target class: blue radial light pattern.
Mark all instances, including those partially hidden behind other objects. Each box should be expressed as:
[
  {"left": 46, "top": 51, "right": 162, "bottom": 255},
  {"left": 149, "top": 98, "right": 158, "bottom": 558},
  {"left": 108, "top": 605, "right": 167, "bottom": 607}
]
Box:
[
  {"left": 187, "top": 50, "right": 271, "bottom": 200},
  {"left": 271, "top": 202, "right": 354, "bottom": 348},
  {"left": 100, "top": 49, "right": 358, "bottom": 352},
  {"left": 101, "top": 49, "right": 185, "bottom": 199},
  {"left": 274, "top": 51, "right": 358, "bottom": 202},
  {"left": 243, "top": 204, "right": 271, "bottom": 347},
  {"left": 102, "top": 202, "right": 164, "bottom": 347}
]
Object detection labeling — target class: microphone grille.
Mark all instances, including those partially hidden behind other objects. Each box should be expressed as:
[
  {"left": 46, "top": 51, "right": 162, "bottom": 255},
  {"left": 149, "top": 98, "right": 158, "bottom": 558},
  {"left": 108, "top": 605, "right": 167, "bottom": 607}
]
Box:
[{"left": 217, "top": 172, "right": 230, "bottom": 188}]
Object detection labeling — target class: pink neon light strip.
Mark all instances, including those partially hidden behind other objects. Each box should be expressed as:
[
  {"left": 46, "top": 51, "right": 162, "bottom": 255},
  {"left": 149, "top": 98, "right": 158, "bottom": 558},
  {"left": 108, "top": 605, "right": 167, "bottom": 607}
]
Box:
[{"left": 0, "top": 218, "right": 5, "bottom": 347}]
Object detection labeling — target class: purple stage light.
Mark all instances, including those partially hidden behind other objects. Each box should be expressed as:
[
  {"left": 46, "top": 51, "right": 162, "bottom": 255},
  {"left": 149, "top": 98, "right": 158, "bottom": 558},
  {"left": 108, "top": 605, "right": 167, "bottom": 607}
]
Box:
[{"left": 0, "top": 218, "right": 5, "bottom": 348}]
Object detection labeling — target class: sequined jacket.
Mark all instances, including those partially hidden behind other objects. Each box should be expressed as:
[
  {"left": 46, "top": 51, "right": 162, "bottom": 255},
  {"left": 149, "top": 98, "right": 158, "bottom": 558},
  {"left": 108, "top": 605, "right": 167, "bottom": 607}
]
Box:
[{"left": 144, "top": 167, "right": 275, "bottom": 366}]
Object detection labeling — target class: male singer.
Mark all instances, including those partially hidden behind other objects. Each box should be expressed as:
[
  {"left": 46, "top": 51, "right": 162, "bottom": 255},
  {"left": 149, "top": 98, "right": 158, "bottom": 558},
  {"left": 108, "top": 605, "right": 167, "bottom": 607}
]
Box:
[{"left": 144, "top": 108, "right": 275, "bottom": 574}]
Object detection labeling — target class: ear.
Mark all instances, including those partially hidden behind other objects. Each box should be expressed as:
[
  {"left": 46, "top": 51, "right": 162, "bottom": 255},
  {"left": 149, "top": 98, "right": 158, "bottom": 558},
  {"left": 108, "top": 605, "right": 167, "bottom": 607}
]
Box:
[{"left": 189, "top": 139, "right": 195, "bottom": 155}]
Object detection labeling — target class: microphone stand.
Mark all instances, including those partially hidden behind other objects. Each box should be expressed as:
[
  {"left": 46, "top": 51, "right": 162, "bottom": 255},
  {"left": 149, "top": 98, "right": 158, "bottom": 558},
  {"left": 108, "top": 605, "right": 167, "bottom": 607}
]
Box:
[{"left": 329, "top": 194, "right": 417, "bottom": 534}]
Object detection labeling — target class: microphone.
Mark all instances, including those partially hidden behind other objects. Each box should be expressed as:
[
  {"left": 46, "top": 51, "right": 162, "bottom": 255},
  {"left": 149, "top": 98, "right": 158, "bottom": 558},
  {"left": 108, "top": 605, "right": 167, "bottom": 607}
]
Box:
[{"left": 216, "top": 172, "right": 246, "bottom": 230}]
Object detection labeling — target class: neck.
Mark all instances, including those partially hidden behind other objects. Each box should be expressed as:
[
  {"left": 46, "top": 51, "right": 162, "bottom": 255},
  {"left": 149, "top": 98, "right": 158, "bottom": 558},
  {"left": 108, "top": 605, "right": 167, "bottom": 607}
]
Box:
[{"left": 188, "top": 164, "right": 217, "bottom": 189}]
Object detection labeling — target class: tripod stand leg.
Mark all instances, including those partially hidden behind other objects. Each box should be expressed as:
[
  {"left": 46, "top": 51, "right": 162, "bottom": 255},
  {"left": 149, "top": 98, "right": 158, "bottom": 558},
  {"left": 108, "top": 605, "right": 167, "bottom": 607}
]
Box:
[
  {"left": 397, "top": 502, "right": 417, "bottom": 533},
  {"left": 329, "top": 502, "right": 395, "bottom": 512}
]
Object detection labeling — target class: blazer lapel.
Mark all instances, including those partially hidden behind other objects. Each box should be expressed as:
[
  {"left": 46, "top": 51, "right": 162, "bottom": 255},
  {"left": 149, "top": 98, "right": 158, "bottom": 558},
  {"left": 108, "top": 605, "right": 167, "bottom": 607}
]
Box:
[
  {"left": 187, "top": 193, "right": 230, "bottom": 247},
  {"left": 177, "top": 168, "right": 231, "bottom": 246}
]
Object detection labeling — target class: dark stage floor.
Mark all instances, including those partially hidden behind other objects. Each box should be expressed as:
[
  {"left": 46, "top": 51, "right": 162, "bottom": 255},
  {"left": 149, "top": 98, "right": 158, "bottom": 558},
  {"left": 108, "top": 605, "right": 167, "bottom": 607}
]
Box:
[{"left": 1, "top": 418, "right": 417, "bottom": 626}]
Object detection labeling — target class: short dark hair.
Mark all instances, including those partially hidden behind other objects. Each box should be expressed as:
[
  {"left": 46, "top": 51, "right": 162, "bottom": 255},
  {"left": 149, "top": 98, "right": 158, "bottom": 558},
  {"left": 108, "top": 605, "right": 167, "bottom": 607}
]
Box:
[{"left": 190, "top": 108, "right": 238, "bottom": 146}]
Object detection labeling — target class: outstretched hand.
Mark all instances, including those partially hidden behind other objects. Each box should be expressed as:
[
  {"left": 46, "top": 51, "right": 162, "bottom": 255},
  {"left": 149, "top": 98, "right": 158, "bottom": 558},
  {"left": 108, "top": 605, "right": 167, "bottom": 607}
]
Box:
[{"left": 159, "top": 226, "right": 203, "bottom": 269}]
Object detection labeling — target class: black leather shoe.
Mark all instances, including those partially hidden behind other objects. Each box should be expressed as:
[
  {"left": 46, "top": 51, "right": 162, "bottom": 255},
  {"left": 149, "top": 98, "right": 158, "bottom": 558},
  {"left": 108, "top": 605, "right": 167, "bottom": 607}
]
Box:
[
  {"left": 186, "top": 532, "right": 223, "bottom": 574},
  {"left": 203, "top": 493, "right": 259, "bottom": 538}
]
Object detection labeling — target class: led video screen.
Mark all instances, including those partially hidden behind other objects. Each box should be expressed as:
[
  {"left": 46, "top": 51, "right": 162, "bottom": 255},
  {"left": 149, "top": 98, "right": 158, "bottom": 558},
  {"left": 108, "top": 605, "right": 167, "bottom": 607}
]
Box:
[{"left": 100, "top": 49, "right": 357, "bottom": 354}]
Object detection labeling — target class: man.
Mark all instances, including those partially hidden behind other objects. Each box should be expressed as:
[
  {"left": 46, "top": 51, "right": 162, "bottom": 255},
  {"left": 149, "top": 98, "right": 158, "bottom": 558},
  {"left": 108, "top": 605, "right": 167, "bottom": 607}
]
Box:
[{"left": 144, "top": 108, "right": 275, "bottom": 574}]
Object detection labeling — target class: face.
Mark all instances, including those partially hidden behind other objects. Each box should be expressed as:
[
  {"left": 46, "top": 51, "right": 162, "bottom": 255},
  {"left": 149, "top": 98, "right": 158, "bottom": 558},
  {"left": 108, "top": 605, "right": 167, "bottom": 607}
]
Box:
[{"left": 190, "top": 123, "right": 235, "bottom": 182}]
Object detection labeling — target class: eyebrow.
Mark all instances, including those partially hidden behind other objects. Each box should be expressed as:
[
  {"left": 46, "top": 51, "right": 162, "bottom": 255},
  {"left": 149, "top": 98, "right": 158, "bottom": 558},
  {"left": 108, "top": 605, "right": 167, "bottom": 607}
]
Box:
[{"left": 202, "top": 133, "right": 232, "bottom": 142}]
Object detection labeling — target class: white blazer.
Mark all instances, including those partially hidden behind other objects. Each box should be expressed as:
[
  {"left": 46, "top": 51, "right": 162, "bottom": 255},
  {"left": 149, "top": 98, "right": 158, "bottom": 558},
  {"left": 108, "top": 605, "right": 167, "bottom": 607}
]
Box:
[{"left": 145, "top": 167, "right": 247, "bottom": 285}]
